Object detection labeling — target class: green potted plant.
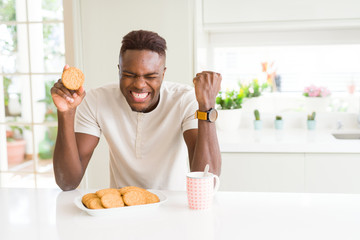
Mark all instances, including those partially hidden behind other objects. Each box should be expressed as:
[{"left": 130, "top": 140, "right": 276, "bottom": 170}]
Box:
[
  {"left": 307, "top": 112, "right": 316, "bottom": 130},
  {"left": 274, "top": 115, "right": 284, "bottom": 130},
  {"left": 240, "top": 79, "right": 270, "bottom": 112},
  {"left": 240, "top": 79, "right": 269, "bottom": 98},
  {"left": 253, "top": 109, "right": 262, "bottom": 130},
  {"left": 215, "top": 89, "right": 245, "bottom": 131}
]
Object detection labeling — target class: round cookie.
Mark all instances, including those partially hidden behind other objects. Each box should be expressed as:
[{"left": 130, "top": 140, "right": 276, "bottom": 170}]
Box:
[
  {"left": 88, "top": 197, "right": 104, "bottom": 209},
  {"left": 122, "top": 190, "right": 147, "bottom": 206},
  {"left": 101, "top": 193, "right": 124, "bottom": 208},
  {"left": 119, "top": 186, "right": 146, "bottom": 196},
  {"left": 82, "top": 193, "right": 97, "bottom": 202},
  {"left": 61, "top": 67, "right": 84, "bottom": 90},
  {"left": 145, "top": 191, "right": 160, "bottom": 204},
  {"left": 96, "top": 188, "right": 120, "bottom": 198},
  {"left": 82, "top": 193, "right": 98, "bottom": 206}
]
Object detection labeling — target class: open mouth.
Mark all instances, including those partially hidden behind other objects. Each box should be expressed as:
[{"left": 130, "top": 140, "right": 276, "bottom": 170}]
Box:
[{"left": 131, "top": 91, "right": 150, "bottom": 102}]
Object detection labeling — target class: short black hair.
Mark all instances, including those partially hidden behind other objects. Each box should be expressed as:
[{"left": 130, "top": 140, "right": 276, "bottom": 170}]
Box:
[{"left": 120, "top": 30, "right": 167, "bottom": 57}]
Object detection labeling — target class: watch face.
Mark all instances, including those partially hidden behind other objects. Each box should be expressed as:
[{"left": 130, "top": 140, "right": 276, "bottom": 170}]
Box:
[{"left": 208, "top": 109, "right": 218, "bottom": 122}]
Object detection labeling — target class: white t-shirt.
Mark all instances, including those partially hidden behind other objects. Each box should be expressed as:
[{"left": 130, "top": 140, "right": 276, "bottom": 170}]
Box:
[{"left": 75, "top": 81, "right": 198, "bottom": 190}]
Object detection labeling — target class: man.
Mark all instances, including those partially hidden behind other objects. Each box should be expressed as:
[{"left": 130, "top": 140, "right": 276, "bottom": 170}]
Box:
[{"left": 51, "top": 30, "right": 222, "bottom": 191}]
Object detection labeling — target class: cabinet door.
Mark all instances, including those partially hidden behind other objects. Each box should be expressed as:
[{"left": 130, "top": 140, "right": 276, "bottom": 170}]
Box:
[
  {"left": 220, "top": 153, "right": 304, "bottom": 192},
  {"left": 203, "top": 0, "right": 360, "bottom": 24},
  {"left": 305, "top": 153, "right": 360, "bottom": 194}
]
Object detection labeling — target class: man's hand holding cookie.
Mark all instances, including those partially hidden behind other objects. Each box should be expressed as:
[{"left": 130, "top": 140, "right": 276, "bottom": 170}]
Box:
[
  {"left": 193, "top": 71, "right": 222, "bottom": 111},
  {"left": 51, "top": 64, "right": 86, "bottom": 112}
]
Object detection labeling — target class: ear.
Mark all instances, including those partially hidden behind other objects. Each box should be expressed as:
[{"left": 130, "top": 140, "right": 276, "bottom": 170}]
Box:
[{"left": 162, "top": 67, "right": 167, "bottom": 78}]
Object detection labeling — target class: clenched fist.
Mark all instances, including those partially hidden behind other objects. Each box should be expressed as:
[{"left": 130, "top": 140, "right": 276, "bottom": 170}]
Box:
[{"left": 193, "top": 71, "right": 222, "bottom": 111}]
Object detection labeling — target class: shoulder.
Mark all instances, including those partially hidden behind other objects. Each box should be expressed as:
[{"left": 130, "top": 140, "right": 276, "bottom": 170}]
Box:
[
  {"left": 86, "top": 82, "right": 119, "bottom": 99},
  {"left": 161, "top": 81, "right": 194, "bottom": 96},
  {"left": 160, "top": 81, "right": 197, "bottom": 110}
]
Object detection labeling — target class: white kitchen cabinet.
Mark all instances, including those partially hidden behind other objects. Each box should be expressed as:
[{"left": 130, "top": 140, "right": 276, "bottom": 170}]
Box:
[
  {"left": 220, "top": 153, "right": 305, "bottom": 192},
  {"left": 221, "top": 152, "right": 360, "bottom": 193},
  {"left": 203, "top": 0, "right": 360, "bottom": 25},
  {"left": 305, "top": 153, "right": 360, "bottom": 194}
]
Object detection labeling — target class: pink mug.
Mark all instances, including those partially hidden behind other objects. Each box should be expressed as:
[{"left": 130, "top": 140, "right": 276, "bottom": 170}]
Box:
[{"left": 186, "top": 172, "right": 220, "bottom": 210}]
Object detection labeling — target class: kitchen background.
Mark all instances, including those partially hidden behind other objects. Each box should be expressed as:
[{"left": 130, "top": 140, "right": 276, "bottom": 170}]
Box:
[{"left": 0, "top": 0, "right": 359, "bottom": 192}]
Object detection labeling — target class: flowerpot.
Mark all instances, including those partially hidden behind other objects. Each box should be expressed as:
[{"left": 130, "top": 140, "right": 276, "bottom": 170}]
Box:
[
  {"left": 307, "top": 120, "right": 316, "bottom": 131},
  {"left": 7, "top": 139, "right": 26, "bottom": 165},
  {"left": 216, "top": 109, "right": 242, "bottom": 132},
  {"left": 254, "top": 120, "right": 262, "bottom": 130},
  {"left": 274, "top": 120, "right": 284, "bottom": 130}
]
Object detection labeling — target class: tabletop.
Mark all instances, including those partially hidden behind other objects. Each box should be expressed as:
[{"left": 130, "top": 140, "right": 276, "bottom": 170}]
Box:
[{"left": 1, "top": 188, "right": 360, "bottom": 240}]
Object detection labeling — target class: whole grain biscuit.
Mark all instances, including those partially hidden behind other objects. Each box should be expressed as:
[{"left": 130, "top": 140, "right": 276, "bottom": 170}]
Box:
[
  {"left": 122, "top": 190, "right": 147, "bottom": 206},
  {"left": 119, "top": 186, "right": 146, "bottom": 195},
  {"left": 61, "top": 67, "right": 84, "bottom": 90},
  {"left": 96, "top": 188, "right": 120, "bottom": 198},
  {"left": 101, "top": 193, "right": 125, "bottom": 208},
  {"left": 87, "top": 197, "right": 104, "bottom": 209},
  {"left": 145, "top": 191, "right": 160, "bottom": 204},
  {"left": 82, "top": 193, "right": 98, "bottom": 207}
]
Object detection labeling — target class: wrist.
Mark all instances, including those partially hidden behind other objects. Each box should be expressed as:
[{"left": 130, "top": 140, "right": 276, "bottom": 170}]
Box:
[
  {"left": 57, "top": 109, "right": 76, "bottom": 118},
  {"left": 198, "top": 104, "right": 215, "bottom": 112},
  {"left": 195, "top": 108, "right": 218, "bottom": 122}
]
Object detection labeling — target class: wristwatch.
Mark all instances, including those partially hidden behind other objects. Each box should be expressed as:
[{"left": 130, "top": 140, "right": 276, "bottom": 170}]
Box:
[{"left": 195, "top": 108, "right": 218, "bottom": 122}]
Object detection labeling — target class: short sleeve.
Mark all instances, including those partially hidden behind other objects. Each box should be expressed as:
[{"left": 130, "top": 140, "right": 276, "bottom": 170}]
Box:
[
  {"left": 181, "top": 89, "right": 198, "bottom": 132},
  {"left": 75, "top": 90, "right": 102, "bottom": 138}
]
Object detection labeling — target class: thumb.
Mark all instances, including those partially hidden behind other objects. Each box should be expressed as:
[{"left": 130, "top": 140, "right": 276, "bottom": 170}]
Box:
[
  {"left": 63, "top": 64, "right": 70, "bottom": 71},
  {"left": 76, "top": 86, "right": 86, "bottom": 97}
]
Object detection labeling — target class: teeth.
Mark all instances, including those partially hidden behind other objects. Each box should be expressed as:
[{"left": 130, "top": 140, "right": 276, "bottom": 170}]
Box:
[{"left": 132, "top": 92, "right": 148, "bottom": 99}]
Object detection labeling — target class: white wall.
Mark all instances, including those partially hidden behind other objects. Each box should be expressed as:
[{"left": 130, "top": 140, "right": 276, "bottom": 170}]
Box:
[{"left": 72, "top": 0, "right": 195, "bottom": 188}]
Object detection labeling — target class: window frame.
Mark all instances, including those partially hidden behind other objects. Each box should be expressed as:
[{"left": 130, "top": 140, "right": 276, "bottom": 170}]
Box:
[{"left": 0, "top": 0, "right": 75, "bottom": 188}]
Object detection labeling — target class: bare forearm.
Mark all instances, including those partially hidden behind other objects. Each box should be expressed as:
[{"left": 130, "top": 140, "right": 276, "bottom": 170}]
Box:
[
  {"left": 190, "top": 121, "right": 221, "bottom": 176},
  {"left": 53, "top": 110, "right": 83, "bottom": 190}
]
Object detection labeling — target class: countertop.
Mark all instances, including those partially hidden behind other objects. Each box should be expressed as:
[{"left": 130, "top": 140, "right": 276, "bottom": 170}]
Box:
[
  {"left": 1, "top": 188, "right": 360, "bottom": 240},
  {"left": 218, "top": 129, "right": 360, "bottom": 153}
]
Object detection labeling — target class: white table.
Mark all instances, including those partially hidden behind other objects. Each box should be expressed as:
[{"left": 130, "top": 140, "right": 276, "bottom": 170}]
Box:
[{"left": 1, "top": 188, "right": 360, "bottom": 240}]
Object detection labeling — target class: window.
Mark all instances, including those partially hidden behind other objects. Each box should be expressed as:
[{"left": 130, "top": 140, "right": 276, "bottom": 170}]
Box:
[
  {"left": 201, "top": 28, "right": 360, "bottom": 113},
  {"left": 213, "top": 45, "right": 360, "bottom": 92},
  {"left": 0, "top": 0, "right": 66, "bottom": 188}
]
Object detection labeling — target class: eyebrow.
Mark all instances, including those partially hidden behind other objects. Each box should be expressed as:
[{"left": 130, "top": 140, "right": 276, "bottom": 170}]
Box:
[{"left": 122, "top": 70, "right": 159, "bottom": 76}]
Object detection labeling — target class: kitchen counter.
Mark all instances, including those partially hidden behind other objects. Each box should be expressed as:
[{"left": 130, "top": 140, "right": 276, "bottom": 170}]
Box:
[
  {"left": 1, "top": 188, "right": 360, "bottom": 240},
  {"left": 218, "top": 129, "right": 360, "bottom": 153}
]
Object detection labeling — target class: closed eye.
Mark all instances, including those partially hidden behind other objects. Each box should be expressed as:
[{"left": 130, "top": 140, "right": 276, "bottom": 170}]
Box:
[{"left": 122, "top": 73, "right": 136, "bottom": 78}]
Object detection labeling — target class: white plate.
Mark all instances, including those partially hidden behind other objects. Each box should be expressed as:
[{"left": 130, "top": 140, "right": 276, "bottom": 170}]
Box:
[{"left": 74, "top": 189, "right": 167, "bottom": 217}]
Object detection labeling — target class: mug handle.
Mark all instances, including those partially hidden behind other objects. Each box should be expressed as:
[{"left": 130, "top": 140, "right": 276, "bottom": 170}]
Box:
[{"left": 213, "top": 175, "right": 220, "bottom": 195}]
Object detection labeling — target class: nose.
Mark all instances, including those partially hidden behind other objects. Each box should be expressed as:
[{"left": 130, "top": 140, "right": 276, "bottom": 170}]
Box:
[{"left": 133, "top": 76, "right": 146, "bottom": 89}]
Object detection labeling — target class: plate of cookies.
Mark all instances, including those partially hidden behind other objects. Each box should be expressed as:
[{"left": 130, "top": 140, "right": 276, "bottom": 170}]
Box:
[{"left": 74, "top": 186, "right": 167, "bottom": 216}]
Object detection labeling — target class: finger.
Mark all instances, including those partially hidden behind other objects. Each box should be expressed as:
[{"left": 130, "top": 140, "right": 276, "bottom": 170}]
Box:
[
  {"left": 53, "top": 88, "right": 75, "bottom": 103},
  {"left": 53, "top": 82, "right": 75, "bottom": 101},
  {"left": 75, "top": 86, "right": 85, "bottom": 95},
  {"left": 63, "top": 64, "right": 70, "bottom": 71},
  {"left": 201, "top": 71, "right": 220, "bottom": 75},
  {"left": 54, "top": 80, "right": 63, "bottom": 88},
  {"left": 60, "top": 65, "right": 70, "bottom": 85},
  {"left": 196, "top": 71, "right": 221, "bottom": 79},
  {"left": 73, "top": 86, "right": 85, "bottom": 98}
]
